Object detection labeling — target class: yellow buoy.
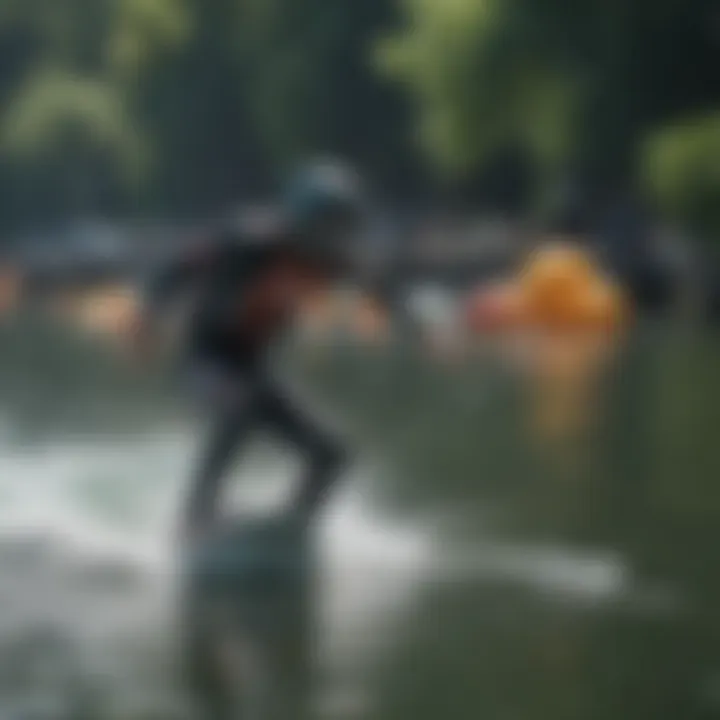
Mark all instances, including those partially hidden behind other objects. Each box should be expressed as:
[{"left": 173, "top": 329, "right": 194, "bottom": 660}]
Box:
[
  {"left": 504, "top": 240, "right": 632, "bottom": 454},
  {"left": 518, "top": 240, "right": 627, "bottom": 333},
  {"left": 579, "top": 277, "right": 628, "bottom": 336}
]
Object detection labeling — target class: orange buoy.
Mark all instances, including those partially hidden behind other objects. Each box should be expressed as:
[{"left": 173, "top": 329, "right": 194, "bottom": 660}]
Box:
[
  {"left": 574, "top": 278, "right": 628, "bottom": 336},
  {"left": 518, "top": 241, "right": 628, "bottom": 334},
  {"left": 521, "top": 244, "right": 591, "bottom": 327}
]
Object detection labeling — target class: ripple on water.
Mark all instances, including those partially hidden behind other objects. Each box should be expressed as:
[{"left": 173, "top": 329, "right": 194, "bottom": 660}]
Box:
[{"left": 0, "top": 430, "right": 441, "bottom": 717}]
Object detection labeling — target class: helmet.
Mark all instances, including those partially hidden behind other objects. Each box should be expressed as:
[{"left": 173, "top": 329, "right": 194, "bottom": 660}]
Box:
[{"left": 282, "top": 159, "right": 366, "bottom": 262}]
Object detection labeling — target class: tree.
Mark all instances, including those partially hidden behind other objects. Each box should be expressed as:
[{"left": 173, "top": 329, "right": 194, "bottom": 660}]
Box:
[
  {"left": 0, "top": 0, "right": 189, "bottom": 228},
  {"left": 378, "top": 0, "right": 720, "bottom": 210},
  {"left": 643, "top": 112, "right": 720, "bottom": 239}
]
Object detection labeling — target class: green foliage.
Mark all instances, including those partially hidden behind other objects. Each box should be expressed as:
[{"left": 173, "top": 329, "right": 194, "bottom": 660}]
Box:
[
  {"left": 643, "top": 113, "right": 720, "bottom": 238},
  {"left": 0, "top": 0, "right": 717, "bottom": 231},
  {"left": 2, "top": 71, "right": 140, "bottom": 164},
  {"left": 0, "top": 0, "right": 189, "bottom": 222},
  {"left": 236, "top": 0, "right": 406, "bottom": 171},
  {"left": 380, "top": 0, "right": 719, "bottom": 198},
  {"left": 109, "top": 0, "right": 191, "bottom": 79},
  {"left": 377, "top": 0, "right": 583, "bottom": 178}
]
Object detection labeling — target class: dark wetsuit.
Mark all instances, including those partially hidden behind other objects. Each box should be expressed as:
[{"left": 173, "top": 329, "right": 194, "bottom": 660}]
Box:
[{"left": 142, "top": 220, "right": 348, "bottom": 532}]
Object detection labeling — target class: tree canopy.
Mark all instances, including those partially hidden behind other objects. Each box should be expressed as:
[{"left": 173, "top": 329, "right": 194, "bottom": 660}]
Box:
[{"left": 0, "top": 0, "right": 718, "bottom": 237}]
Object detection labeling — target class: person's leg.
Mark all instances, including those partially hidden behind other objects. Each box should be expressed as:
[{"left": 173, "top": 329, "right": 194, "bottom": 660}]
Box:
[
  {"left": 183, "top": 361, "right": 259, "bottom": 538},
  {"left": 256, "top": 374, "right": 349, "bottom": 516}
]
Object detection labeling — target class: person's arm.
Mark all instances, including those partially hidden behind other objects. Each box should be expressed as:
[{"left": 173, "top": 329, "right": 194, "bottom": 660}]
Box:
[
  {"left": 353, "top": 216, "right": 429, "bottom": 342},
  {"left": 351, "top": 240, "right": 435, "bottom": 344},
  {"left": 355, "top": 263, "right": 471, "bottom": 361}
]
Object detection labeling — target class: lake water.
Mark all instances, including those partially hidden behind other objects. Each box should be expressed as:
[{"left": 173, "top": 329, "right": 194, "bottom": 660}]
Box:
[{"left": 0, "top": 314, "right": 718, "bottom": 719}]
